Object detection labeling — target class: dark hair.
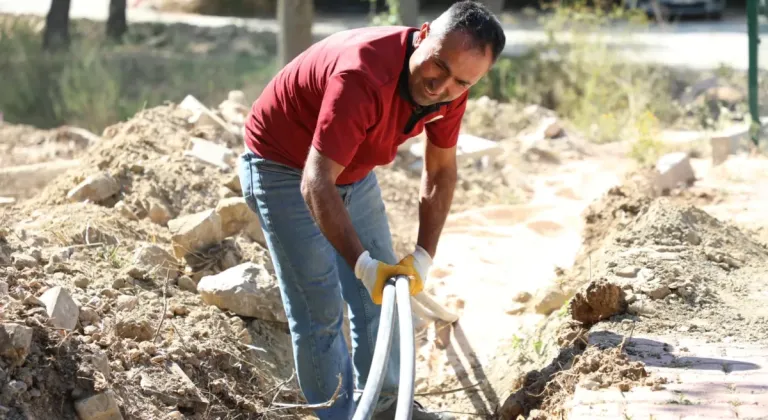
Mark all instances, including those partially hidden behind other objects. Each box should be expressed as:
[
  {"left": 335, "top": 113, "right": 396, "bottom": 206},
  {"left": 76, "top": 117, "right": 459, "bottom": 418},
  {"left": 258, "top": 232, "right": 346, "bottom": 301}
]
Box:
[{"left": 434, "top": 1, "right": 506, "bottom": 62}]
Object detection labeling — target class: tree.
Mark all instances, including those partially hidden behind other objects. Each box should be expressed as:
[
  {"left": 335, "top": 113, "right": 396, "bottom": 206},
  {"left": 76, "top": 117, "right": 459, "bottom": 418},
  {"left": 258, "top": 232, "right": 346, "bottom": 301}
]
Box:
[
  {"left": 277, "top": 0, "right": 314, "bottom": 67},
  {"left": 106, "top": 0, "right": 128, "bottom": 41},
  {"left": 43, "top": 0, "right": 71, "bottom": 50},
  {"left": 398, "top": 0, "right": 419, "bottom": 27}
]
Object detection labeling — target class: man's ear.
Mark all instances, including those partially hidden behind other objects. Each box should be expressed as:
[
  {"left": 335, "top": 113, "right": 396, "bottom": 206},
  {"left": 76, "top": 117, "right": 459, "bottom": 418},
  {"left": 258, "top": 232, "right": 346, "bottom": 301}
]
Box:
[{"left": 414, "top": 22, "right": 430, "bottom": 47}]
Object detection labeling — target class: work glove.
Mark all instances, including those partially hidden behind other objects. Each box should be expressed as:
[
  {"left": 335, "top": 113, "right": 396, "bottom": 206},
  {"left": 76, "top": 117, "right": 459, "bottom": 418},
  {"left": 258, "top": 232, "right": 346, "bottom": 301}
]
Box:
[
  {"left": 355, "top": 251, "right": 416, "bottom": 305},
  {"left": 398, "top": 245, "right": 433, "bottom": 297}
]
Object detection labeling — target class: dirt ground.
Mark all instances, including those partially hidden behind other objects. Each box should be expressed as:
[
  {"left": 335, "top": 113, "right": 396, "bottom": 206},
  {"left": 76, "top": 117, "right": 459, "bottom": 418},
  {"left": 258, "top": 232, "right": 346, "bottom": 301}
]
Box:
[{"left": 2, "top": 53, "right": 767, "bottom": 420}]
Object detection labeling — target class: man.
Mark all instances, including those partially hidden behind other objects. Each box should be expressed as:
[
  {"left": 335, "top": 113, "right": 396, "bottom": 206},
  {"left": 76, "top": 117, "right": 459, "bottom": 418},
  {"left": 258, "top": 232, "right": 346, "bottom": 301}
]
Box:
[{"left": 238, "top": 2, "right": 505, "bottom": 419}]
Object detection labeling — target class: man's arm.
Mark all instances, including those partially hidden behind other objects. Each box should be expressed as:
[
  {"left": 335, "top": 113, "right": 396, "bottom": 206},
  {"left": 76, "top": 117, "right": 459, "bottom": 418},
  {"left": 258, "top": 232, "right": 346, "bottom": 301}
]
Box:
[
  {"left": 301, "top": 146, "right": 365, "bottom": 269},
  {"left": 416, "top": 140, "right": 458, "bottom": 259}
]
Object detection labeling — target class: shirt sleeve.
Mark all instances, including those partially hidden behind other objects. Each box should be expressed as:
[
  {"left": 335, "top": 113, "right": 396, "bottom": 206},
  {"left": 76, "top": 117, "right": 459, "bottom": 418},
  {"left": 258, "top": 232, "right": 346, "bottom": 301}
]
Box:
[
  {"left": 425, "top": 91, "right": 468, "bottom": 148},
  {"left": 312, "top": 71, "right": 380, "bottom": 168}
]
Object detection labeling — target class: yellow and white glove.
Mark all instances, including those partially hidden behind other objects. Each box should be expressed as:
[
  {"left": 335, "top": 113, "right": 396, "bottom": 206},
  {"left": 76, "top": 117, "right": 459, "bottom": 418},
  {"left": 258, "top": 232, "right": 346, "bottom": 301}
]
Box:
[
  {"left": 398, "top": 245, "right": 433, "bottom": 297},
  {"left": 355, "top": 251, "right": 416, "bottom": 305}
]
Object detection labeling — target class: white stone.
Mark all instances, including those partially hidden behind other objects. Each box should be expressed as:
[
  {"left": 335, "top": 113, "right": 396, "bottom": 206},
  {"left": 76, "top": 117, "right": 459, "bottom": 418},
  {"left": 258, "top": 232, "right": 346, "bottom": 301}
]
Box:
[
  {"left": 215, "top": 197, "right": 264, "bottom": 242},
  {"left": 533, "top": 286, "right": 570, "bottom": 315},
  {"left": 197, "top": 262, "right": 287, "bottom": 322},
  {"left": 456, "top": 134, "right": 503, "bottom": 162},
  {"left": 227, "top": 90, "right": 247, "bottom": 106},
  {"left": 38, "top": 286, "right": 79, "bottom": 330},
  {"left": 116, "top": 295, "right": 139, "bottom": 312},
  {"left": 67, "top": 172, "right": 119, "bottom": 203},
  {"left": 168, "top": 209, "right": 224, "bottom": 259},
  {"left": 179, "top": 94, "right": 231, "bottom": 133},
  {"left": 654, "top": 152, "right": 695, "bottom": 192},
  {"left": 183, "top": 137, "right": 235, "bottom": 170},
  {"left": 130, "top": 244, "right": 179, "bottom": 280},
  {"left": 710, "top": 124, "right": 750, "bottom": 165}
]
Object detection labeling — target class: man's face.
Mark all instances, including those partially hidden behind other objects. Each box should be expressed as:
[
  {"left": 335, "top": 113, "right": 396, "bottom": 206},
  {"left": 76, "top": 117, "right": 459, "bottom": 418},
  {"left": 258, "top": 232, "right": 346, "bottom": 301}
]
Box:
[{"left": 408, "top": 23, "right": 494, "bottom": 107}]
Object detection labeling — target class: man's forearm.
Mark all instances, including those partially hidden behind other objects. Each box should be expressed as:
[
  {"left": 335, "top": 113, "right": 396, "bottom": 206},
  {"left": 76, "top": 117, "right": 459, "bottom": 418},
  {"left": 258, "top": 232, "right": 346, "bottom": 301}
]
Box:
[
  {"left": 416, "top": 167, "right": 457, "bottom": 258},
  {"left": 301, "top": 172, "right": 364, "bottom": 269}
]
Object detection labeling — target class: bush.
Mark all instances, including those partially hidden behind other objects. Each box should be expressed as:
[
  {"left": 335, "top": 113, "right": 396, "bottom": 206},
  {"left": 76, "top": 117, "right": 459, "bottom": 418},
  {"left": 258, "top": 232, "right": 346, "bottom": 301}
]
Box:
[
  {"left": 471, "top": 0, "right": 683, "bottom": 147},
  {"left": 0, "top": 18, "right": 276, "bottom": 132}
]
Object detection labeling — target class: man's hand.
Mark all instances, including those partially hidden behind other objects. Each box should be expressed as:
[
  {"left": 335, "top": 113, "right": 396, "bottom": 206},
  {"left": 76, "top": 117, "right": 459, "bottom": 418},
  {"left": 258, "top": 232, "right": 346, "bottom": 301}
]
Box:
[
  {"left": 355, "top": 251, "right": 417, "bottom": 304},
  {"left": 398, "top": 245, "right": 433, "bottom": 295}
]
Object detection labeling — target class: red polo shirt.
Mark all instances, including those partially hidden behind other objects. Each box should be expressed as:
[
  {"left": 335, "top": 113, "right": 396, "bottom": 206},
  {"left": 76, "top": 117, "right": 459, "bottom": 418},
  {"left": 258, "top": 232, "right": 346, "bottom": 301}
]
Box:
[{"left": 244, "top": 26, "right": 468, "bottom": 185}]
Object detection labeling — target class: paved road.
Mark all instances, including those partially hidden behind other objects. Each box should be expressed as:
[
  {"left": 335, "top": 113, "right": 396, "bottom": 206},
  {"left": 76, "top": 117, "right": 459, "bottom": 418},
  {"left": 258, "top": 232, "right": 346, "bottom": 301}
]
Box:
[{"left": 2, "top": 0, "right": 768, "bottom": 70}]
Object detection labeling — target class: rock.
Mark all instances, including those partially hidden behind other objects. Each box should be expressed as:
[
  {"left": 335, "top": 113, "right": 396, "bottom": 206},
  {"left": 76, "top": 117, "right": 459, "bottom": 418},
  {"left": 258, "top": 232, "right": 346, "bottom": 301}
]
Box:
[
  {"left": 184, "top": 137, "right": 236, "bottom": 170},
  {"left": 0, "top": 323, "right": 34, "bottom": 367},
  {"left": 74, "top": 390, "right": 123, "bottom": 420},
  {"left": 685, "top": 230, "right": 702, "bottom": 246},
  {"left": 533, "top": 286, "right": 570, "bottom": 315},
  {"left": 710, "top": 124, "right": 749, "bottom": 166},
  {"left": 115, "top": 318, "right": 153, "bottom": 342},
  {"left": 0, "top": 281, "right": 7, "bottom": 296},
  {"left": 7, "top": 380, "right": 26, "bottom": 395},
  {"left": 74, "top": 275, "right": 91, "bottom": 289},
  {"left": 38, "top": 286, "right": 79, "bottom": 330},
  {"left": 114, "top": 201, "right": 138, "bottom": 221},
  {"left": 11, "top": 253, "right": 38, "bottom": 269},
  {"left": 67, "top": 172, "right": 120, "bottom": 203},
  {"left": 179, "top": 94, "right": 232, "bottom": 134},
  {"left": 90, "top": 351, "right": 110, "bottom": 378},
  {"left": 130, "top": 243, "right": 179, "bottom": 280},
  {"left": 512, "top": 291, "right": 532, "bottom": 303},
  {"left": 79, "top": 307, "right": 100, "bottom": 325},
  {"left": 197, "top": 262, "right": 286, "bottom": 322},
  {"left": 615, "top": 266, "right": 639, "bottom": 278},
  {"left": 570, "top": 281, "right": 627, "bottom": 326},
  {"left": 581, "top": 379, "right": 600, "bottom": 391},
  {"left": 628, "top": 301, "right": 656, "bottom": 316},
  {"left": 654, "top": 152, "right": 695, "bottom": 193},
  {"left": 505, "top": 302, "right": 526, "bottom": 315},
  {"left": 177, "top": 276, "right": 197, "bottom": 293},
  {"left": 215, "top": 197, "right": 262, "bottom": 238},
  {"left": 116, "top": 295, "right": 139, "bottom": 312},
  {"left": 456, "top": 133, "right": 503, "bottom": 163},
  {"left": 218, "top": 99, "right": 247, "bottom": 126},
  {"left": 644, "top": 284, "right": 672, "bottom": 300},
  {"left": 543, "top": 117, "right": 564, "bottom": 138},
  {"left": 224, "top": 174, "right": 242, "bottom": 194},
  {"left": 168, "top": 210, "right": 224, "bottom": 259},
  {"left": 148, "top": 199, "right": 173, "bottom": 226},
  {"left": 228, "top": 90, "right": 247, "bottom": 106}
]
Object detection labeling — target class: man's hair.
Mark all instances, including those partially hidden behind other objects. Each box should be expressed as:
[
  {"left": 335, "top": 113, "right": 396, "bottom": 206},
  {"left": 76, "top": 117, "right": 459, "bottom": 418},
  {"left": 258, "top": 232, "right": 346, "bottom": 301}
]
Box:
[{"left": 428, "top": 1, "right": 506, "bottom": 62}]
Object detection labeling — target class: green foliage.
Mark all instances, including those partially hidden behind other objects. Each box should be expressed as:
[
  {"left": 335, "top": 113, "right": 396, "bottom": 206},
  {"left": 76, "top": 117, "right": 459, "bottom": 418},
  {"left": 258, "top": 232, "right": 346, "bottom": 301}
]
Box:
[
  {"left": 470, "top": 0, "right": 683, "bottom": 147},
  {"left": 0, "top": 18, "right": 275, "bottom": 132}
]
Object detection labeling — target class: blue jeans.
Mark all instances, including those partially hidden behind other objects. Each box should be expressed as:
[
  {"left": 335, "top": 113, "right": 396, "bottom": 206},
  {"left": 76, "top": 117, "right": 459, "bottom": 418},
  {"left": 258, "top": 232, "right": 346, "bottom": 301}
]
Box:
[{"left": 238, "top": 151, "right": 400, "bottom": 419}]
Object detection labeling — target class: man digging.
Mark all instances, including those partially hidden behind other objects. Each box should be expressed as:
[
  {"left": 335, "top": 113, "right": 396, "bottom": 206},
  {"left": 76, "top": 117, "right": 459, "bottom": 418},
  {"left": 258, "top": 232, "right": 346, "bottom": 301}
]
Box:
[{"left": 238, "top": 2, "right": 505, "bottom": 418}]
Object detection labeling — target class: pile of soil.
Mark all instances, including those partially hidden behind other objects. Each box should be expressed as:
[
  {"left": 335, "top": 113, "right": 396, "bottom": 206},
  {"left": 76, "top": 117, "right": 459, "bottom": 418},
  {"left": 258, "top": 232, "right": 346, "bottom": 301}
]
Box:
[
  {"left": 1, "top": 91, "right": 562, "bottom": 418},
  {"left": 503, "top": 171, "right": 768, "bottom": 418}
]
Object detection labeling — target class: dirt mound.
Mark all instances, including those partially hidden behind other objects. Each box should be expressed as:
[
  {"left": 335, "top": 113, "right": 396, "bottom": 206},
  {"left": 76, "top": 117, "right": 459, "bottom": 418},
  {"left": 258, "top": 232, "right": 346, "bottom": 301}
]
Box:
[
  {"left": 25, "top": 104, "right": 240, "bottom": 223},
  {"left": 504, "top": 174, "right": 768, "bottom": 418}
]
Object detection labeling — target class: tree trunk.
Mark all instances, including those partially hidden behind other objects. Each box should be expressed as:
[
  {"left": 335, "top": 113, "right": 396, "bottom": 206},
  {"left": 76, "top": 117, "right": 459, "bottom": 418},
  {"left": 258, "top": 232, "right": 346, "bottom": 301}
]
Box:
[
  {"left": 43, "top": 0, "right": 71, "bottom": 51},
  {"left": 398, "top": 0, "right": 419, "bottom": 28},
  {"left": 482, "top": 0, "right": 504, "bottom": 16},
  {"left": 106, "top": 0, "right": 128, "bottom": 41},
  {"left": 277, "top": 0, "right": 314, "bottom": 68}
]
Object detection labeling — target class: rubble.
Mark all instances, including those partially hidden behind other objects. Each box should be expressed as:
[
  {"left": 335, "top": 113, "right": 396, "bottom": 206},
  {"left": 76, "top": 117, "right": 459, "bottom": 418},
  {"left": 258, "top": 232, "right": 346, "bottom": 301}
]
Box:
[
  {"left": 38, "top": 286, "right": 79, "bottom": 330},
  {"left": 197, "top": 262, "right": 287, "bottom": 322},
  {"left": 0, "top": 323, "right": 33, "bottom": 367},
  {"left": 654, "top": 152, "right": 695, "bottom": 193},
  {"left": 66, "top": 172, "right": 120, "bottom": 203},
  {"left": 74, "top": 390, "right": 124, "bottom": 420},
  {"left": 129, "top": 243, "right": 180, "bottom": 280},
  {"left": 184, "top": 137, "right": 236, "bottom": 170}
]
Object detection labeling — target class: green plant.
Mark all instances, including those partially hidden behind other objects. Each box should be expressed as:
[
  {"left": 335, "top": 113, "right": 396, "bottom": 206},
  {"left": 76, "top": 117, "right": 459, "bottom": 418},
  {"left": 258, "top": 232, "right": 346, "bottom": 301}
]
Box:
[{"left": 629, "top": 111, "right": 666, "bottom": 165}]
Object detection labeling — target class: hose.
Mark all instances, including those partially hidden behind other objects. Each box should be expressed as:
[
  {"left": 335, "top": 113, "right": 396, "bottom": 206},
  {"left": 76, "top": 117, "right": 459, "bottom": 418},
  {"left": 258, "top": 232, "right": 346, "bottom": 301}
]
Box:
[
  {"left": 352, "top": 278, "right": 397, "bottom": 420},
  {"left": 394, "top": 275, "right": 416, "bottom": 419}
]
